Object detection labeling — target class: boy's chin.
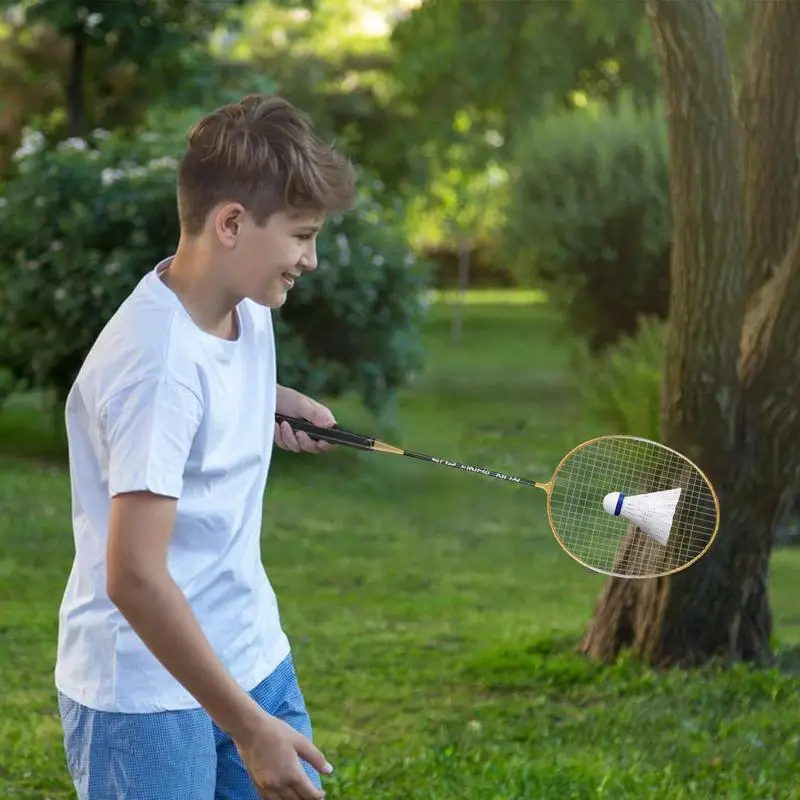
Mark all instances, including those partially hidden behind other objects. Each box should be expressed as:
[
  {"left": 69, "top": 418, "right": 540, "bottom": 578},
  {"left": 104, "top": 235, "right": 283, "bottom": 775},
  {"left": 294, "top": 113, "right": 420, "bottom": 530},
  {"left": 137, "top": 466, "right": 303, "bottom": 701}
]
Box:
[{"left": 249, "top": 287, "right": 289, "bottom": 309}]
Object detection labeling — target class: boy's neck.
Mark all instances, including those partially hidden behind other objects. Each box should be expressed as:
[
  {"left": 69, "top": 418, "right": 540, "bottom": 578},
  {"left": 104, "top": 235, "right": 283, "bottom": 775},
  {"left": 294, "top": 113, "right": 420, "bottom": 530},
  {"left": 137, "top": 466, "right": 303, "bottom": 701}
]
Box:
[{"left": 163, "top": 239, "right": 241, "bottom": 341}]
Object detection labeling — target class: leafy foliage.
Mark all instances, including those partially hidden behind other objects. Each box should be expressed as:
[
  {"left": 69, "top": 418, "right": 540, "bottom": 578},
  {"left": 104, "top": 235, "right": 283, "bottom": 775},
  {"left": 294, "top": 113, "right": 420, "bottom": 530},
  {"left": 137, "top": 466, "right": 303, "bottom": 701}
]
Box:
[
  {"left": 15, "top": 0, "right": 241, "bottom": 55},
  {"left": 0, "top": 123, "right": 431, "bottom": 413},
  {"left": 220, "top": 0, "right": 413, "bottom": 196},
  {"left": 390, "top": 0, "right": 661, "bottom": 149},
  {"left": 273, "top": 184, "right": 432, "bottom": 415},
  {"left": 0, "top": 0, "right": 250, "bottom": 160},
  {"left": 505, "top": 96, "right": 671, "bottom": 350},
  {"left": 572, "top": 315, "right": 665, "bottom": 440}
]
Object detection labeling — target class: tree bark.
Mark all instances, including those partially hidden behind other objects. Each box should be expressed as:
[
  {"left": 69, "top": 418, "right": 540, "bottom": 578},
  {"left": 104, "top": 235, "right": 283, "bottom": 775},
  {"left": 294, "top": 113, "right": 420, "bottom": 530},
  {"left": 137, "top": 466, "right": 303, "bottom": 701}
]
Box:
[
  {"left": 647, "top": 0, "right": 744, "bottom": 463},
  {"left": 580, "top": 0, "right": 800, "bottom": 668},
  {"left": 738, "top": 0, "right": 800, "bottom": 298}
]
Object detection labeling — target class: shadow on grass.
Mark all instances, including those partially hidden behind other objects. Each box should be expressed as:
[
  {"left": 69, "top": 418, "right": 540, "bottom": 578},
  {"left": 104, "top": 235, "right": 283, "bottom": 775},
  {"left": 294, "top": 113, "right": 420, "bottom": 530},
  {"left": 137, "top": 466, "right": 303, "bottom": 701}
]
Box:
[
  {"left": 775, "top": 644, "right": 800, "bottom": 675},
  {"left": 464, "top": 631, "right": 800, "bottom": 699},
  {"left": 0, "top": 401, "right": 68, "bottom": 464}
]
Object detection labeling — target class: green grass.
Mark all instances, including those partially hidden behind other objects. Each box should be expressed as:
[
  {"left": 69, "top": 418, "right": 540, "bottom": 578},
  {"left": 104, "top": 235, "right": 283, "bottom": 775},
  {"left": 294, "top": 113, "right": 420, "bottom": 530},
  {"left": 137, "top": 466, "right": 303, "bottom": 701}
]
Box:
[{"left": 2, "top": 290, "right": 800, "bottom": 798}]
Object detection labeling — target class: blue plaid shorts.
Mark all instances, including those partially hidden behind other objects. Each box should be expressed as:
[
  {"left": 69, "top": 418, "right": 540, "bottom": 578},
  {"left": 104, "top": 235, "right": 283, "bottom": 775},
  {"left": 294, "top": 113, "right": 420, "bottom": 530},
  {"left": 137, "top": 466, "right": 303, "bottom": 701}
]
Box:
[{"left": 57, "top": 653, "right": 321, "bottom": 799}]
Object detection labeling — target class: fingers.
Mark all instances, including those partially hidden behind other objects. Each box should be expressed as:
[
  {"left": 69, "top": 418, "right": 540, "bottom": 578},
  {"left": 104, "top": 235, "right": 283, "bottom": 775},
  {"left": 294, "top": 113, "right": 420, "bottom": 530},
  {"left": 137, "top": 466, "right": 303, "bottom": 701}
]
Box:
[
  {"left": 278, "top": 787, "right": 304, "bottom": 800},
  {"left": 274, "top": 422, "right": 299, "bottom": 453},
  {"left": 258, "top": 762, "right": 326, "bottom": 800},
  {"left": 296, "top": 430, "right": 334, "bottom": 453},
  {"left": 238, "top": 712, "right": 331, "bottom": 800},
  {"left": 255, "top": 767, "right": 326, "bottom": 800},
  {"left": 262, "top": 782, "right": 321, "bottom": 800},
  {"left": 260, "top": 782, "right": 321, "bottom": 800},
  {"left": 305, "top": 403, "right": 336, "bottom": 429},
  {"left": 293, "top": 736, "right": 334, "bottom": 781},
  {"left": 274, "top": 422, "right": 334, "bottom": 454},
  {"left": 287, "top": 773, "right": 326, "bottom": 800},
  {"left": 293, "top": 392, "right": 336, "bottom": 430}
]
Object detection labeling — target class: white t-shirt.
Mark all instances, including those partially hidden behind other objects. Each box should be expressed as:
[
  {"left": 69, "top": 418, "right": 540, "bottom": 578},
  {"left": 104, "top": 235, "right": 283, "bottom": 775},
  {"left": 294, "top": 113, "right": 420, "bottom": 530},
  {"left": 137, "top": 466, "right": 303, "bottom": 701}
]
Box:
[{"left": 54, "top": 256, "right": 290, "bottom": 713}]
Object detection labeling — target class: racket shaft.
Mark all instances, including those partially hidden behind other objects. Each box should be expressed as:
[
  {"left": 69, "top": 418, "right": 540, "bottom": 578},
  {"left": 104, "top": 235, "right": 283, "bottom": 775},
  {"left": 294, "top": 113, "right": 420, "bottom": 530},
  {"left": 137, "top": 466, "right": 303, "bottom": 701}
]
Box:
[
  {"left": 275, "top": 414, "right": 540, "bottom": 488},
  {"left": 400, "top": 449, "right": 536, "bottom": 486}
]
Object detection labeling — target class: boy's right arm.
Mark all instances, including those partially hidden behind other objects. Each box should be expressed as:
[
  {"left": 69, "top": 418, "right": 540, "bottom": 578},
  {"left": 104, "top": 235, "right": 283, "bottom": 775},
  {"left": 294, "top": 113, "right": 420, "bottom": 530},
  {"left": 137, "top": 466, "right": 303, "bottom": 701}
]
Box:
[
  {"left": 106, "top": 490, "right": 263, "bottom": 737},
  {"left": 106, "top": 490, "right": 331, "bottom": 800}
]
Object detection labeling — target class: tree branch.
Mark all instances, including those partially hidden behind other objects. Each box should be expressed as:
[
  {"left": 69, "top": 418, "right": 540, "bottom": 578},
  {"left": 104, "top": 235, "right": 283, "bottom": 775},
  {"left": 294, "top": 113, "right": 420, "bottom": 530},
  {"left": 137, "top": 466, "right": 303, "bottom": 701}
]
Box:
[
  {"left": 741, "top": 220, "right": 800, "bottom": 495},
  {"left": 645, "top": 0, "right": 745, "bottom": 458},
  {"left": 738, "top": 0, "right": 800, "bottom": 298},
  {"left": 738, "top": 239, "right": 794, "bottom": 384}
]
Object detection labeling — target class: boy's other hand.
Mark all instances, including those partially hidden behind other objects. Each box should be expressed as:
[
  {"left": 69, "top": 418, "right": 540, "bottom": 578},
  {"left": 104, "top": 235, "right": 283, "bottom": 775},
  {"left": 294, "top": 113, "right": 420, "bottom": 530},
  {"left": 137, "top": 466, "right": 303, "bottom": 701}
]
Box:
[
  {"left": 274, "top": 386, "right": 336, "bottom": 454},
  {"left": 235, "top": 711, "right": 332, "bottom": 799}
]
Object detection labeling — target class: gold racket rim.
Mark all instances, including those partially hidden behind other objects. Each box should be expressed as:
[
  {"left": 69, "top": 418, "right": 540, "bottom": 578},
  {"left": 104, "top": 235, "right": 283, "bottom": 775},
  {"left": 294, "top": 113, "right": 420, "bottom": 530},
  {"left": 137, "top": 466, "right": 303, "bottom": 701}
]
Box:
[{"left": 541, "top": 434, "right": 721, "bottom": 579}]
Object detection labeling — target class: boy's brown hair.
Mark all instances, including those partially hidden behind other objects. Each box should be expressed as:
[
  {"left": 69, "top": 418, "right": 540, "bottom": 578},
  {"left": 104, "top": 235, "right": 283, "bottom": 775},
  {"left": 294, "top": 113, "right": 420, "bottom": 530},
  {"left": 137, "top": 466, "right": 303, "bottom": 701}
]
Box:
[{"left": 177, "top": 94, "right": 357, "bottom": 235}]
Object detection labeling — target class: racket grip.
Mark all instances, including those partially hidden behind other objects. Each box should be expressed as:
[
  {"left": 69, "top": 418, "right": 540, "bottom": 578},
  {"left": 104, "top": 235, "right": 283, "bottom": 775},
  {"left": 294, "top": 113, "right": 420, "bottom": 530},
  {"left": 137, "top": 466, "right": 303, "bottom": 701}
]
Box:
[{"left": 274, "top": 413, "right": 375, "bottom": 450}]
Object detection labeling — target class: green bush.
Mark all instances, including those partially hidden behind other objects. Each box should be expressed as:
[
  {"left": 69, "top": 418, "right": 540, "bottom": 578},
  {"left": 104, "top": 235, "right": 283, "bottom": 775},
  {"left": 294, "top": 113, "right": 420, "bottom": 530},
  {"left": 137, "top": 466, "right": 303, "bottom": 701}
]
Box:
[
  {"left": 505, "top": 96, "right": 671, "bottom": 351},
  {"left": 273, "top": 188, "right": 432, "bottom": 414},
  {"left": 0, "top": 125, "right": 431, "bottom": 415},
  {"left": 0, "top": 367, "right": 15, "bottom": 410},
  {"left": 571, "top": 314, "right": 665, "bottom": 440}
]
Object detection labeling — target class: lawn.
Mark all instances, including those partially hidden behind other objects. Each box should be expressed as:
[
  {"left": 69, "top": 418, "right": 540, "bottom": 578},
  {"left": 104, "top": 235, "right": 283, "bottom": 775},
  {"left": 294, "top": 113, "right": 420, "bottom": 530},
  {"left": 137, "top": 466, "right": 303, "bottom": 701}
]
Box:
[{"left": 2, "top": 292, "right": 800, "bottom": 799}]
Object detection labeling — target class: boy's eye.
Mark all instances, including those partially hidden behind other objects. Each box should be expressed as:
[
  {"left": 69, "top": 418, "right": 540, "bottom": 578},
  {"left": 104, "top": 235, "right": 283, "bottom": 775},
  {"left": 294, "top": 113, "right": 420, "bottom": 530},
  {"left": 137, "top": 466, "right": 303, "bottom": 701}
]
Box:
[{"left": 296, "top": 233, "right": 313, "bottom": 241}]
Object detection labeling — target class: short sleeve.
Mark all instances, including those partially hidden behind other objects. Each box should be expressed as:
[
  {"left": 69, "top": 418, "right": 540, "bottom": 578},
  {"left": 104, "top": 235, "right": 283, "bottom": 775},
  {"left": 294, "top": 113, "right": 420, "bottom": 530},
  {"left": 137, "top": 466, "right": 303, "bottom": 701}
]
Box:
[{"left": 101, "top": 377, "right": 204, "bottom": 499}]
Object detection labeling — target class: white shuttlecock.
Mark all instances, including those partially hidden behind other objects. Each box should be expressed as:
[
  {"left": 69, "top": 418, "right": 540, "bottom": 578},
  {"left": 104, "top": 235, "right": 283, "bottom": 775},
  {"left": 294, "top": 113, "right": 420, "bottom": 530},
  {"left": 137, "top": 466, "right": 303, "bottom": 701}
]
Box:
[{"left": 602, "top": 488, "right": 682, "bottom": 546}]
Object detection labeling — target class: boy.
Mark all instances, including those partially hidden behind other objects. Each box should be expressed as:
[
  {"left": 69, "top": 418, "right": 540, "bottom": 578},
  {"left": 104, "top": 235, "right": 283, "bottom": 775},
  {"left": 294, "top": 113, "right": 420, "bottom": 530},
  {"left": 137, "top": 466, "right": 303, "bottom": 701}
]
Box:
[{"left": 54, "top": 94, "right": 357, "bottom": 800}]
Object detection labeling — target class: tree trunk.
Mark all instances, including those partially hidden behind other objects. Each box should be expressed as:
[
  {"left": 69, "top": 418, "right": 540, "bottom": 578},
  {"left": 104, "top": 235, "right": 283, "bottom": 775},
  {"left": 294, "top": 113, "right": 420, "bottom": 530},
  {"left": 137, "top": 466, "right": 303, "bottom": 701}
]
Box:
[
  {"left": 738, "top": 0, "right": 800, "bottom": 297},
  {"left": 580, "top": 0, "right": 800, "bottom": 668},
  {"left": 580, "top": 474, "right": 777, "bottom": 667}
]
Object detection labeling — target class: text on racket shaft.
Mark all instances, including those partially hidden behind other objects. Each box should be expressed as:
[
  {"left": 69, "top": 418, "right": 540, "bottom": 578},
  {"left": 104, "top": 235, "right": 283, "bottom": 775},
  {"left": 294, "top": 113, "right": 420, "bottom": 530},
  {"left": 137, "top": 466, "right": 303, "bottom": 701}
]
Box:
[{"left": 430, "top": 457, "right": 522, "bottom": 482}]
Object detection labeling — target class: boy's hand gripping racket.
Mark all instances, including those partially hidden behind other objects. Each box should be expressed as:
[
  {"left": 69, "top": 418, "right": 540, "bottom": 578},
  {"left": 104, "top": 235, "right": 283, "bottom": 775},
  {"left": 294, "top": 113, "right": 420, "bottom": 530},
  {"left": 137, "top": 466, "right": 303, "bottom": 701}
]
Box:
[{"left": 276, "top": 413, "right": 720, "bottom": 580}]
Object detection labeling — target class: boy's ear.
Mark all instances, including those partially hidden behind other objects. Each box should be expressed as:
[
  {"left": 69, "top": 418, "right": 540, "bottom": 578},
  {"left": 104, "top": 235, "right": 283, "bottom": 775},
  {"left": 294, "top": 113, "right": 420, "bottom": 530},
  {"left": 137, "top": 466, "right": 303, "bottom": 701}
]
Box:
[{"left": 213, "top": 203, "right": 246, "bottom": 248}]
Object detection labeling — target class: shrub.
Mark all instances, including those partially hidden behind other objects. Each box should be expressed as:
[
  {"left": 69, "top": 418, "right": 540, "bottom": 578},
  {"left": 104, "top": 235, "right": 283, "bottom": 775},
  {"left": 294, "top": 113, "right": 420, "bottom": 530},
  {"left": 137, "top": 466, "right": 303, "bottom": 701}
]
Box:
[
  {"left": 0, "top": 367, "right": 15, "bottom": 410},
  {"left": 0, "top": 124, "right": 431, "bottom": 416},
  {"left": 571, "top": 315, "right": 665, "bottom": 440},
  {"left": 273, "top": 188, "right": 432, "bottom": 414},
  {"left": 504, "top": 96, "right": 671, "bottom": 351}
]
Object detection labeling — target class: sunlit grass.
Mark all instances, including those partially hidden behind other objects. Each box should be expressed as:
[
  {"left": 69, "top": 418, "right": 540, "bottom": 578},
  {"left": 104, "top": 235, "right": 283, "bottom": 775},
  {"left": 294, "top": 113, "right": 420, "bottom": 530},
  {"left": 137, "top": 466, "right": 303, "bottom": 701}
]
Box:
[{"left": 429, "top": 287, "right": 548, "bottom": 306}]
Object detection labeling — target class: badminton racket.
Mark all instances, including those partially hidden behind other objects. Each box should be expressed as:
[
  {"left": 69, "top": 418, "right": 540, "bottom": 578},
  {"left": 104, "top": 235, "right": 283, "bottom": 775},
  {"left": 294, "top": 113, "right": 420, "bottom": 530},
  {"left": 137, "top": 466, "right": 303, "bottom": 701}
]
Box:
[{"left": 275, "top": 413, "right": 719, "bottom": 579}]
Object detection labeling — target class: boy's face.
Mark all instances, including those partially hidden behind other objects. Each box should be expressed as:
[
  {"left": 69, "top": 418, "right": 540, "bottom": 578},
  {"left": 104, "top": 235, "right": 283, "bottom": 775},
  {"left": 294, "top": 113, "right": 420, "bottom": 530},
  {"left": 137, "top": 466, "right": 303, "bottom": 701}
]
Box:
[{"left": 215, "top": 204, "right": 324, "bottom": 308}]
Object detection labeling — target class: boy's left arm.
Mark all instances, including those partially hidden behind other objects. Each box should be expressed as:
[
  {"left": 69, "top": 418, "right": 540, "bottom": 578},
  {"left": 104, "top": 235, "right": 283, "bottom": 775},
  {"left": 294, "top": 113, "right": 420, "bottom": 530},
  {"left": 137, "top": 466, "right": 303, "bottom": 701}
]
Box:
[{"left": 274, "top": 384, "right": 336, "bottom": 453}]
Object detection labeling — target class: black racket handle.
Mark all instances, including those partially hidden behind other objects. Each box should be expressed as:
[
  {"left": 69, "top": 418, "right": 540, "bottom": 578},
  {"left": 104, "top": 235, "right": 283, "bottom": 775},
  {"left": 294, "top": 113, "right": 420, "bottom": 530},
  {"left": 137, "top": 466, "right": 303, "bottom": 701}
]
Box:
[{"left": 274, "top": 413, "right": 375, "bottom": 450}]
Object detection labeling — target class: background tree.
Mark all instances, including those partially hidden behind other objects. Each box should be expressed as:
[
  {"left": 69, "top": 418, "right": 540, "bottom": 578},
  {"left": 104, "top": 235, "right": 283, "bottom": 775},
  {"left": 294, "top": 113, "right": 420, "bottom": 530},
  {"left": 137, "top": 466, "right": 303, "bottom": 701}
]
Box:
[
  {"left": 0, "top": 0, "right": 250, "bottom": 168},
  {"left": 580, "top": 0, "right": 800, "bottom": 668}
]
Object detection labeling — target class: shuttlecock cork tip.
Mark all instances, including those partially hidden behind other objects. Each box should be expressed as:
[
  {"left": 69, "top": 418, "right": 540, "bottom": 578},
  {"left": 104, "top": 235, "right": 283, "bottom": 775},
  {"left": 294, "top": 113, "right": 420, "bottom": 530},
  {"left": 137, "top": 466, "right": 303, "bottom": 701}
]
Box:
[{"left": 603, "top": 491, "right": 624, "bottom": 516}]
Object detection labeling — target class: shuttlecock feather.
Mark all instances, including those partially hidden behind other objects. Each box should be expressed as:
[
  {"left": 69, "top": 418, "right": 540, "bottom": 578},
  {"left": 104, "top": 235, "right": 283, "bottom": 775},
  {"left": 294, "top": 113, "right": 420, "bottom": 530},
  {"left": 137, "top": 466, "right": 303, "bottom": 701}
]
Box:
[{"left": 602, "top": 488, "right": 682, "bottom": 546}]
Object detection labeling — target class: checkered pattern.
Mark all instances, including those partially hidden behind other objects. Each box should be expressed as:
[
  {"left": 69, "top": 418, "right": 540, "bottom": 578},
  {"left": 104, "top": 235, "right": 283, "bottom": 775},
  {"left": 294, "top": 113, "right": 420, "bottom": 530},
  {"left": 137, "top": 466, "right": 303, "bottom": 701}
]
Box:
[{"left": 58, "top": 654, "right": 321, "bottom": 799}]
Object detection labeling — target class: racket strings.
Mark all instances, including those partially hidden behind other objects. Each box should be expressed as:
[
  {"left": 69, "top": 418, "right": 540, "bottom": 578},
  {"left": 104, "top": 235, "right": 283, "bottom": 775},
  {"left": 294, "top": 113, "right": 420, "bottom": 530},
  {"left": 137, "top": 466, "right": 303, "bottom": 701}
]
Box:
[{"left": 547, "top": 437, "right": 717, "bottom": 578}]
